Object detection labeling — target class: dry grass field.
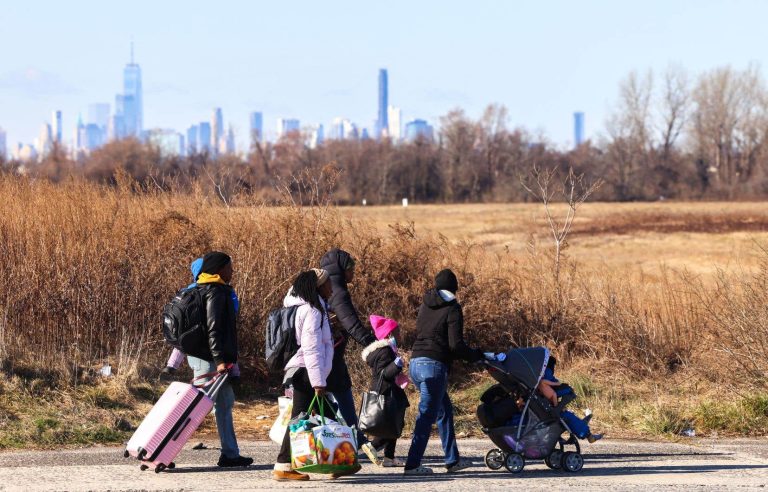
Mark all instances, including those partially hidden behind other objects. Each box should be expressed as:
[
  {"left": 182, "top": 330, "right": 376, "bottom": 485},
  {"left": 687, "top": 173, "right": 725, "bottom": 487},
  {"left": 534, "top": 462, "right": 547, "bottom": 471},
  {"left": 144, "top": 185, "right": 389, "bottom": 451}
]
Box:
[
  {"left": 1, "top": 173, "right": 767, "bottom": 449},
  {"left": 339, "top": 202, "right": 768, "bottom": 276}
]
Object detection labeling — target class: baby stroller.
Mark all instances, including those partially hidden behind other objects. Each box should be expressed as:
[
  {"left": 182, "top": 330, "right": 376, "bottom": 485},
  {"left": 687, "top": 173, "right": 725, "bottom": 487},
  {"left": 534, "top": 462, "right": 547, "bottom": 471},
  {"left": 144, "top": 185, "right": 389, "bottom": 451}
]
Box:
[{"left": 477, "top": 347, "right": 584, "bottom": 474}]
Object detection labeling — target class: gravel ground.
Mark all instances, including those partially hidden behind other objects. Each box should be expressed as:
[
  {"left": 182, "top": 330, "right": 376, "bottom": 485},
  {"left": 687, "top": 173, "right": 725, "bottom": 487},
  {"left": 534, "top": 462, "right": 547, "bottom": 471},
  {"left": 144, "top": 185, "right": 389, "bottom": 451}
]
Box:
[{"left": 2, "top": 438, "right": 768, "bottom": 491}]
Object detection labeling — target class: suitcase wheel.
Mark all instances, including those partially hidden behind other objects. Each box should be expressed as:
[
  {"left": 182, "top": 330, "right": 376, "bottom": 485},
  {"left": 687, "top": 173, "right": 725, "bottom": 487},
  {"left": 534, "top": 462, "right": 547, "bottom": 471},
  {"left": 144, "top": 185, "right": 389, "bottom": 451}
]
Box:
[
  {"left": 155, "top": 464, "right": 166, "bottom": 473},
  {"left": 139, "top": 464, "right": 148, "bottom": 471},
  {"left": 167, "top": 462, "right": 176, "bottom": 469},
  {"left": 123, "top": 450, "right": 130, "bottom": 458}
]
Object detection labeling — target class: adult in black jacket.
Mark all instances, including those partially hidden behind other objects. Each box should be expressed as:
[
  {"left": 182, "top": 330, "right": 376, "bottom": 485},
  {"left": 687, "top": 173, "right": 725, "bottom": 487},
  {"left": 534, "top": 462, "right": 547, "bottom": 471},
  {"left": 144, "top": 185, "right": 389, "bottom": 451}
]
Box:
[
  {"left": 403, "top": 269, "right": 484, "bottom": 475},
  {"left": 319, "top": 248, "right": 380, "bottom": 463},
  {"left": 186, "top": 252, "right": 252, "bottom": 468}
]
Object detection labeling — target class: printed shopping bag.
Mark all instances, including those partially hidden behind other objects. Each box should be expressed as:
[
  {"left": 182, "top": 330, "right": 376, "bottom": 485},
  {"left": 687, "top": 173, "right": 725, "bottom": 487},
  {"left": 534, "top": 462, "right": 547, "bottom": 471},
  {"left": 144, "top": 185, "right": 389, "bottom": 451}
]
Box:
[
  {"left": 290, "top": 395, "right": 359, "bottom": 474},
  {"left": 269, "top": 396, "right": 293, "bottom": 444}
]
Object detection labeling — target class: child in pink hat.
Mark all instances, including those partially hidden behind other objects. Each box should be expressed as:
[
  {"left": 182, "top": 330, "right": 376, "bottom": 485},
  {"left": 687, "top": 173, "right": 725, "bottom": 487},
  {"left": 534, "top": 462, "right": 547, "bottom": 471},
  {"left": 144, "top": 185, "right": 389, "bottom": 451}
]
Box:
[{"left": 360, "top": 314, "right": 411, "bottom": 467}]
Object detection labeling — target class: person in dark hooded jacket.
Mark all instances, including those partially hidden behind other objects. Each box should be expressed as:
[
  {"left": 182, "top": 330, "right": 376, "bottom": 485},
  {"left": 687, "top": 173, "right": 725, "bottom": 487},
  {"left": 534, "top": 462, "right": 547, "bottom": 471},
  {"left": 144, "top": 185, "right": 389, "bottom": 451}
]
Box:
[
  {"left": 403, "top": 269, "right": 488, "bottom": 475},
  {"left": 319, "top": 248, "right": 380, "bottom": 464}
]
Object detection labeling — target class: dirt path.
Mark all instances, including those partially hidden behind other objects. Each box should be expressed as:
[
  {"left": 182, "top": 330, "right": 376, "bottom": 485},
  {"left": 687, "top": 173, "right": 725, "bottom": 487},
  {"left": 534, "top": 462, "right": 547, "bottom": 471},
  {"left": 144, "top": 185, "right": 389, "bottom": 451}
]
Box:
[{"left": 2, "top": 438, "right": 768, "bottom": 491}]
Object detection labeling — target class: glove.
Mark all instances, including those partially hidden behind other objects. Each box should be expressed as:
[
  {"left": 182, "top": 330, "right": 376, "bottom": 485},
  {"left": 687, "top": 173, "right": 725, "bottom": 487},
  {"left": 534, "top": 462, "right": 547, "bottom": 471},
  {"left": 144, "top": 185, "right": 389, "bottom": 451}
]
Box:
[
  {"left": 495, "top": 352, "right": 507, "bottom": 362},
  {"left": 394, "top": 356, "right": 403, "bottom": 368},
  {"left": 483, "top": 352, "right": 497, "bottom": 361}
]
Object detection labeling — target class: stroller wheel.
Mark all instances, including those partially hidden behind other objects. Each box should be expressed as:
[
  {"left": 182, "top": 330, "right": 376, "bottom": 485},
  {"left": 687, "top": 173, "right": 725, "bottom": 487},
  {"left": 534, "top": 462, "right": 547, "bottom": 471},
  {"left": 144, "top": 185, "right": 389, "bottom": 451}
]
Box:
[
  {"left": 484, "top": 449, "right": 504, "bottom": 470},
  {"left": 561, "top": 451, "right": 584, "bottom": 472},
  {"left": 504, "top": 453, "right": 525, "bottom": 474},
  {"left": 545, "top": 449, "right": 563, "bottom": 470}
]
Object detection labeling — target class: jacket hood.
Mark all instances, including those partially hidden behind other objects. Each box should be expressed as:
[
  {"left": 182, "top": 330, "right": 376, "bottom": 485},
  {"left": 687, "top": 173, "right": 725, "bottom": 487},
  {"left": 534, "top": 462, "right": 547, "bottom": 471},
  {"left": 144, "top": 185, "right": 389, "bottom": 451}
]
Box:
[
  {"left": 362, "top": 339, "right": 392, "bottom": 361},
  {"left": 283, "top": 289, "right": 327, "bottom": 310},
  {"left": 283, "top": 290, "right": 309, "bottom": 308},
  {"left": 190, "top": 258, "right": 203, "bottom": 282},
  {"left": 423, "top": 288, "right": 455, "bottom": 309},
  {"left": 320, "top": 248, "right": 351, "bottom": 290}
]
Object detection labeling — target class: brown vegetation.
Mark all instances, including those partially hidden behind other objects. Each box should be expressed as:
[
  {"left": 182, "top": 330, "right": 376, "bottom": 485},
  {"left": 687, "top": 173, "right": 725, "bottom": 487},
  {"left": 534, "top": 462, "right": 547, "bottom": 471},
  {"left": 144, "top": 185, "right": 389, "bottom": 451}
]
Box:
[{"left": 1, "top": 172, "right": 767, "bottom": 448}]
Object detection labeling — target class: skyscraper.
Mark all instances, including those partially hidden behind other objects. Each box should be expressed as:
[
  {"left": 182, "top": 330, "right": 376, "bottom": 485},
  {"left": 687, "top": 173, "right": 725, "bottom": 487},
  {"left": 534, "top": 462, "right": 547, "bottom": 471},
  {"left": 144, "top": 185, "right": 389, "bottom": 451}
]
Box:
[
  {"left": 573, "top": 112, "right": 585, "bottom": 148},
  {"left": 88, "top": 103, "right": 110, "bottom": 146},
  {"left": 75, "top": 114, "right": 85, "bottom": 152},
  {"left": 186, "top": 125, "right": 199, "bottom": 153},
  {"left": 377, "top": 68, "right": 388, "bottom": 139},
  {"left": 122, "top": 44, "right": 143, "bottom": 137},
  {"left": 51, "top": 110, "right": 62, "bottom": 144},
  {"left": 276, "top": 118, "right": 300, "bottom": 139},
  {"left": 387, "top": 105, "right": 402, "bottom": 142},
  {"left": 249, "top": 111, "right": 263, "bottom": 146},
  {"left": 198, "top": 122, "right": 212, "bottom": 153},
  {"left": 37, "top": 123, "right": 53, "bottom": 156},
  {"left": 211, "top": 108, "right": 223, "bottom": 154},
  {"left": 404, "top": 119, "right": 434, "bottom": 142}
]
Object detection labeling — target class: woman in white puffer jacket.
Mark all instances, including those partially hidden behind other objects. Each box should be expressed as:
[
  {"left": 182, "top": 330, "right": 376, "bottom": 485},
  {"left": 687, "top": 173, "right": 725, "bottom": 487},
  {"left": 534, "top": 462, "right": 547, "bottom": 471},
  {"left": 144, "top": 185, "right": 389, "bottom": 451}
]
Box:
[{"left": 273, "top": 268, "right": 339, "bottom": 482}]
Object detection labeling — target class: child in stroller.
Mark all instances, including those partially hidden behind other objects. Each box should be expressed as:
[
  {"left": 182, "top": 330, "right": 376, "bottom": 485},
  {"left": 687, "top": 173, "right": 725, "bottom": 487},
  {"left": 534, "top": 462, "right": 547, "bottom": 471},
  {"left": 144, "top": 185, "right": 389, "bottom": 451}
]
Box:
[{"left": 477, "top": 347, "right": 599, "bottom": 474}]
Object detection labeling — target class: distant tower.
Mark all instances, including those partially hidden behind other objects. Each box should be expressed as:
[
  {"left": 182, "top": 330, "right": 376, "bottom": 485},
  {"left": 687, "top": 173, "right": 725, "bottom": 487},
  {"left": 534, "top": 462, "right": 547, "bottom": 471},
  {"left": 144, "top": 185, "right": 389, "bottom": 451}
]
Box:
[
  {"left": 122, "top": 42, "right": 143, "bottom": 137},
  {"left": 186, "top": 125, "right": 199, "bottom": 153},
  {"left": 198, "top": 122, "right": 212, "bottom": 153},
  {"left": 51, "top": 110, "right": 63, "bottom": 144},
  {"left": 276, "top": 118, "right": 300, "bottom": 139},
  {"left": 377, "top": 69, "right": 388, "bottom": 139},
  {"left": 249, "top": 111, "right": 263, "bottom": 146},
  {"left": 387, "top": 105, "right": 402, "bottom": 142},
  {"left": 211, "top": 108, "right": 223, "bottom": 153},
  {"left": 573, "top": 112, "right": 585, "bottom": 148}
]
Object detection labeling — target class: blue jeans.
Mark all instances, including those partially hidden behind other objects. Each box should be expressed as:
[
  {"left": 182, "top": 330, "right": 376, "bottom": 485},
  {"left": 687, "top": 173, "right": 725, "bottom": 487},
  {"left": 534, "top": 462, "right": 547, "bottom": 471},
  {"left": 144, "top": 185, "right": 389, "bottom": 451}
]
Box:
[
  {"left": 331, "top": 387, "right": 369, "bottom": 449},
  {"left": 405, "top": 357, "right": 459, "bottom": 469},
  {"left": 188, "top": 356, "right": 240, "bottom": 459},
  {"left": 562, "top": 410, "right": 590, "bottom": 439}
]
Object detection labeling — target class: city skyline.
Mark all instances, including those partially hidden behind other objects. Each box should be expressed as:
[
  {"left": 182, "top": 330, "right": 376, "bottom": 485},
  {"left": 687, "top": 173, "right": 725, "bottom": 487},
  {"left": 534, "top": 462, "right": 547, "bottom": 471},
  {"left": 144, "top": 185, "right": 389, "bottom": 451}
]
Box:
[{"left": 3, "top": 1, "right": 768, "bottom": 154}]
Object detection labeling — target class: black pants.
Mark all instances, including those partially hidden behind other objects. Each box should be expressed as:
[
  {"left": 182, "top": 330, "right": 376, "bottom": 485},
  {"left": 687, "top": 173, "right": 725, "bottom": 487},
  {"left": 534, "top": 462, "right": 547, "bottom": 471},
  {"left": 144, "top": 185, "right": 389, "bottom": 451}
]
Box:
[
  {"left": 372, "top": 437, "right": 397, "bottom": 459},
  {"left": 276, "top": 368, "right": 315, "bottom": 464}
]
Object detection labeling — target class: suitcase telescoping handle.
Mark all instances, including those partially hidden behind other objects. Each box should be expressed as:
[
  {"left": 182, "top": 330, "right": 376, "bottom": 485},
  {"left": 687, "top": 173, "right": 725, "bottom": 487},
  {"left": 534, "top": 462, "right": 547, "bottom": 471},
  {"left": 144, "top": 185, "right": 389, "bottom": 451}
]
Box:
[{"left": 191, "top": 363, "right": 232, "bottom": 400}]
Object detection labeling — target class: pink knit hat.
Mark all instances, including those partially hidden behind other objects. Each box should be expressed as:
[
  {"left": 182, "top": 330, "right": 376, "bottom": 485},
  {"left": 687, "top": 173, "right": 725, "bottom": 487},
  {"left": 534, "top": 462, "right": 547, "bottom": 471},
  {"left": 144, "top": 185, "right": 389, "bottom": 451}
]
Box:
[{"left": 369, "top": 314, "right": 399, "bottom": 340}]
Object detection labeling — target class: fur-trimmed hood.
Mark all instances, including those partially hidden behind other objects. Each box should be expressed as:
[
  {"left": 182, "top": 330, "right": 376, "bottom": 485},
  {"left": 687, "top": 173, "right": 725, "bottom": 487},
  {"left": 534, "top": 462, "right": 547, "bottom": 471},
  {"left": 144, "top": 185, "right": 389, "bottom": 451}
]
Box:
[{"left": 361, "top": 338, "right": 392, "bottom": 361}]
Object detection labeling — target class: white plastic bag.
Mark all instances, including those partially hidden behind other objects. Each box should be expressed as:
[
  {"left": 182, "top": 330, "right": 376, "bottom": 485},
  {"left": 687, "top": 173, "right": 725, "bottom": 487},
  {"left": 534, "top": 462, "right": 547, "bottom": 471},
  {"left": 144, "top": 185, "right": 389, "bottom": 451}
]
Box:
[{"left": 269, "top": 396, "right": 293, "bottom": 444}]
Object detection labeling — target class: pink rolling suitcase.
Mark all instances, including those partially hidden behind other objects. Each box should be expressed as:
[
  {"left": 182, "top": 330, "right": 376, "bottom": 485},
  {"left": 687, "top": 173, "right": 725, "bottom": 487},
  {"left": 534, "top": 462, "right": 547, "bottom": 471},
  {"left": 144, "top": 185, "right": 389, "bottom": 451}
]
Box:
[{"left": 123, "top": 370, "right": 228, "bottom": 472}]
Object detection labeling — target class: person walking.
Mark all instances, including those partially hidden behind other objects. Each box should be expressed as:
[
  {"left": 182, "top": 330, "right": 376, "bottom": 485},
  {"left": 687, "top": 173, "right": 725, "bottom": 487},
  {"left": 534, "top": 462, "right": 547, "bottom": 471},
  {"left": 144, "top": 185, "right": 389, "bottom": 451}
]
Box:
[
  {"left": 273, "top": 269, "right": 358, "bottom": 481},
  {"left": 185, "top": 251, "right": 252, "bottom": 468},
  {"left": 319, "top": 248, "right": 381, "bottom": 464},
  {"left": 403, "top": 269, "right": 487, "bottom": 475},
  {"left": 361, "top": 315, "right": 409, "bottom": 467},
  {"left": 161, "top": 257, "right": 241, "bottom": 381}
]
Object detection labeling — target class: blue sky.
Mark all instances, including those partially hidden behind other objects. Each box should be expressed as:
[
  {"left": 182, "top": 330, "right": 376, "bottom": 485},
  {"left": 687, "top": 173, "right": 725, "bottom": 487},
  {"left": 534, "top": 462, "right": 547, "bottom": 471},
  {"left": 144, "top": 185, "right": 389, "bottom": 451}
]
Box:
[{"left": 1, "top": 0, "right": 767, "bottom": 151}]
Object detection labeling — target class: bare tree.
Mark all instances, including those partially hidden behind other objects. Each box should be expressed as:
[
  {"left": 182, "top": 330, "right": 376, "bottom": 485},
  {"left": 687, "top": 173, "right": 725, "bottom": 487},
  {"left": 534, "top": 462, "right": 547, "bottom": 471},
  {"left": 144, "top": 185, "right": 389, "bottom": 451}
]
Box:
[
  {"left": 691, "top": 65, "right": 768, "bottom": 197},
  {"left": 605, "top": 70, "right": 654, "bottom": 199},
  {"left": 521, "top": 166, "right": 603, "bottom": 286}
]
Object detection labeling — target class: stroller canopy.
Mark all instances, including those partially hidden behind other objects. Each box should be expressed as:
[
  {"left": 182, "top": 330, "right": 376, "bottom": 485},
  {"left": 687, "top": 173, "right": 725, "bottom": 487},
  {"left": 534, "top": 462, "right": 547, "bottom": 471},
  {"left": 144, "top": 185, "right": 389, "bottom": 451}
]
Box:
[{"left": 491, "top": 347, "right": 550, "bottom": 389}]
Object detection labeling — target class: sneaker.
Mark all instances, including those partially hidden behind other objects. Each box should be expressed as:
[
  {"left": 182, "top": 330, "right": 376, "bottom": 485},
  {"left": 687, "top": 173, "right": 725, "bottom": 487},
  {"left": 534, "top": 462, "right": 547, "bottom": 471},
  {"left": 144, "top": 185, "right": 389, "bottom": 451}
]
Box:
[
  {"left": 587, "top": 433, "right": 603, "bottom": 443},
  {"left": 404, "top": 465, "right": 433, "bottom": 475},
  {"left": 273, "top": 470, "right": 309, "bottom": 481},
  {"left": 217, "top": 455, "right": 253, "bottom": 467},
  {"left": 446, "top": 459, "right": 472, "bottom": 473},
  {"left": 330, "top": 463, "right": 361, "bottom": 479},
  {"left": 360, "top": 442, "right": 382, "bottom": 466},
  {"left": 382, "top": 457, "right": 406, "bottom": 467}
]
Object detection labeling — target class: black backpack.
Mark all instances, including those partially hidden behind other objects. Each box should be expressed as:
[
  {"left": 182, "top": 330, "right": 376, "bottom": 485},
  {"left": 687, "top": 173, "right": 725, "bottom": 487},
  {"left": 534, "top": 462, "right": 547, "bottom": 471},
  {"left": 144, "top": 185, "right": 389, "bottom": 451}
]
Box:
[
  {"left": 265, "top": 305, "right": 300, "bottom": 371},
  {"left": 162, "top": 286, "right": 207, "bottom": 356}
]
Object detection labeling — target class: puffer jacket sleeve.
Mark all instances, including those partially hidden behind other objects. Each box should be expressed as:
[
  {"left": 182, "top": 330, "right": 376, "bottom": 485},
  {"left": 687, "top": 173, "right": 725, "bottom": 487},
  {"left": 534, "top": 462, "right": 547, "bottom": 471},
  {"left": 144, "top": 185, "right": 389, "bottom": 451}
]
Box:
[
  {"left": 446, "top": 303, "right": 484, "bottom": 362},
  {"left": 332, "top": 288, "right": 376, "bottom": 346},
  {"left": 300, "top": 306, "right": 327, "bottom": 388},
  {"left": 204, "top": 287, "right": 228, "bottom": 365}
]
